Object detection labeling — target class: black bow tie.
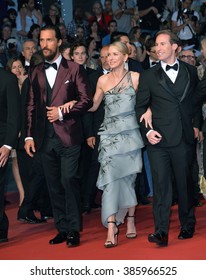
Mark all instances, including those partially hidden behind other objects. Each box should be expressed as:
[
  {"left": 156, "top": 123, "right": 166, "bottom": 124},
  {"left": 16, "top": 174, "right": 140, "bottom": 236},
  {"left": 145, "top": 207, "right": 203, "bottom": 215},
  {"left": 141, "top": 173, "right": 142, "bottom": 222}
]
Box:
[
  {"left": 151, "top": 61, "right": 158, "bottom": 65},
  {"left": 166, "top": 63, "right": 178, "bottom": 71},
  {"left": 44, "top": 62, "right": 57, "bottom": 70}
]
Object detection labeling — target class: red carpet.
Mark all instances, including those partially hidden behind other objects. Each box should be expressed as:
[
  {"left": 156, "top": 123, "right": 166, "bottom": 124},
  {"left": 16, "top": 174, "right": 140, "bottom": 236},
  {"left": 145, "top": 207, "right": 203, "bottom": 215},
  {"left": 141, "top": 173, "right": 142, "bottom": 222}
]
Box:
[{"left": 0, "top": 192, "right": 206, "bottom": 260}]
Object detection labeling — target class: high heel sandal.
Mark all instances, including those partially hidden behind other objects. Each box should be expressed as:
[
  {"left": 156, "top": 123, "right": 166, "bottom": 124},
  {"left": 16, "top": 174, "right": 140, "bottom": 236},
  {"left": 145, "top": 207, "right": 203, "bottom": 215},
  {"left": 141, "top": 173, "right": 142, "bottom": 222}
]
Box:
[
  {"left": 126, "top": 215, "right": 137, "bottom": 239},
  {"left": 104, "top": 221, "right": 119, "bottom": 248}
]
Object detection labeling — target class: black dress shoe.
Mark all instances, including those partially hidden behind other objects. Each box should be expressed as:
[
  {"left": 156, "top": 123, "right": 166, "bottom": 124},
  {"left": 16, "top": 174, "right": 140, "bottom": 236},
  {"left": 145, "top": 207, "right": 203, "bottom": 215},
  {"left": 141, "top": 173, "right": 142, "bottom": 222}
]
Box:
[
  {"left": 40, "top": 215, "right": 53, "bottom": 221},
  {"left": 18, "top": 216, "right": 46, "bottom": 224},
  {"left": 49, "top": 233, "right": 67, "bottom": 245},
  {"left": 0, "top": 231, "right": 8, "bottom": 243},
  {"left": 178, "top": 228, "right": 194, "bottom": 239},
  {"left": 148, "top": 232, "right": 168, "bottom": 246},
  {"left": 67, "top": 231, "right": 80, "bottom": 247}
]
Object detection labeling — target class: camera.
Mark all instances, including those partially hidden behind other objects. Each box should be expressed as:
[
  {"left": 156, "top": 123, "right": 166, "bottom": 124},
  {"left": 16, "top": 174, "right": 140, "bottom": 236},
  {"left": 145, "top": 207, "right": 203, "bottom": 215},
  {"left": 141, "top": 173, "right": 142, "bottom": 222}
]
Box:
[
  {"left": 6, "top": 38, "right": 17, "bottom": 49},
  {"left": 183, "top": 9, "right": 198, "bottom": 22},
  {"left": 156, "top": 9, "right": 170, "bottom": 24}
]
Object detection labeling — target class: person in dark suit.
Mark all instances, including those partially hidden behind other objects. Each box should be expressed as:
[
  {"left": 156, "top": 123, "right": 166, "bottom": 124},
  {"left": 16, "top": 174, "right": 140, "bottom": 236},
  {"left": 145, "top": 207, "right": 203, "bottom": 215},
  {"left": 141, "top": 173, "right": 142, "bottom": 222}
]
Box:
[
  {"left": 17, "top": 50, "right": 52, "bottom": 223},
  {"left": 24, "top": 25, "right": 92, "bottom": 247},
  {"left": 0, "top": 68, "right": 21, "bottom": 242},
  {"left": 136, "top": 29, "right": 199, "bottom": 246},
  {"left": 81, "top": 45, "right": 110, "bottom": 213},
  {"left": 69, "top": 40, "right": 96, "bottom": 213}
]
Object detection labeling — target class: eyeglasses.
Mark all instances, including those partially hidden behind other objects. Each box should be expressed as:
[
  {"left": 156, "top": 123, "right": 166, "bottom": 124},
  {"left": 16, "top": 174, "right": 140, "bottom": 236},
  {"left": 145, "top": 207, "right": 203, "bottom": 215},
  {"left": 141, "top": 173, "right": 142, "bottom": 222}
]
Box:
[{"left": 179, "top": 55, "right": 195, "bottom": 59}]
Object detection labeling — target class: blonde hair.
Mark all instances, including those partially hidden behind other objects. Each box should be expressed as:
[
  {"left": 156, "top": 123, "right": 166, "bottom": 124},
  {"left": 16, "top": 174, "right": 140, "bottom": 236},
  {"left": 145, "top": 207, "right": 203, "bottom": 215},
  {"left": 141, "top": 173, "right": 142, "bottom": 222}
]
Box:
[
  {"left": 109, "top": 41, "right": 129, "bottom": 56},
  {"left": 201, "top": 37, "right": 206, "bottom": 51}
]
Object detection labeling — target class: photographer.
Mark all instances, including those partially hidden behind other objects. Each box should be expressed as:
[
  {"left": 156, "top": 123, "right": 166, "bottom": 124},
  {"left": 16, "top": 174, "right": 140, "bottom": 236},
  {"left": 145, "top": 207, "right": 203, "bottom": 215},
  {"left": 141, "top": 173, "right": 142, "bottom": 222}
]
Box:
[
  {"left": 171, "top": 0, "right": 200, "bottom": 47},
  {"left": 138, "top": 0, "right": 166, "bottom": 37}
]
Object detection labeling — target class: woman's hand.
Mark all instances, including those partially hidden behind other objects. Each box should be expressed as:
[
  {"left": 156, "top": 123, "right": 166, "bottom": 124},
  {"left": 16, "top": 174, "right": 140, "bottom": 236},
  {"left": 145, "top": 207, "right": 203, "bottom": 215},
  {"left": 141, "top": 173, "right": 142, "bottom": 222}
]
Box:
[
  {"left": 59, "top": 100, "right": 77, "bottom": 114},
  {"left": 140, "top": 107, "right": 153, "bottom": 129}
]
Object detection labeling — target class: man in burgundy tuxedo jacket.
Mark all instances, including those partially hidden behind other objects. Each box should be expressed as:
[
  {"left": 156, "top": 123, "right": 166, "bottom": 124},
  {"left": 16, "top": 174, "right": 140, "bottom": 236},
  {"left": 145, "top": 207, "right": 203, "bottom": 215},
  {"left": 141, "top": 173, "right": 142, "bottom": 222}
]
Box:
[{"left": 25, "top": 25, "right": 93, "bottom": 247}]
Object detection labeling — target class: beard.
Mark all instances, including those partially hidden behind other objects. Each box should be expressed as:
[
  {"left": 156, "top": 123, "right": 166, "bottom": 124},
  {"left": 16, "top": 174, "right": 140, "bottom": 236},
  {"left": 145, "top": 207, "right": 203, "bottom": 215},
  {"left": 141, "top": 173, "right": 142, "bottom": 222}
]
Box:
[{"left": 42, "top": 47, "right": 58, "bottom": 61}]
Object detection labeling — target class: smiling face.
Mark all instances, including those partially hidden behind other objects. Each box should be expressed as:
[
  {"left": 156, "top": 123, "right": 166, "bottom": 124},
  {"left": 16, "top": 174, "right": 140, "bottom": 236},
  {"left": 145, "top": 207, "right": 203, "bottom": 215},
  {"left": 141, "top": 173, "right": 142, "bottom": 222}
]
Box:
[
  {"left": 155, "top": 34, "right": 178, "bottom": 64},
  {"left": 107, "top": 43, "right": 128, "bottom": 69}
]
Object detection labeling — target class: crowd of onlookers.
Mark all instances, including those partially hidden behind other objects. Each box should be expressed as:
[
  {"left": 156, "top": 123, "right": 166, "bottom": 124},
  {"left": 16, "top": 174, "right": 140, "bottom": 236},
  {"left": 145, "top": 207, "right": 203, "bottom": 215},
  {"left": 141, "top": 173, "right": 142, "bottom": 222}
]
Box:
[{"left": 1, "top": 0, "right": 206, "bottom": 221}]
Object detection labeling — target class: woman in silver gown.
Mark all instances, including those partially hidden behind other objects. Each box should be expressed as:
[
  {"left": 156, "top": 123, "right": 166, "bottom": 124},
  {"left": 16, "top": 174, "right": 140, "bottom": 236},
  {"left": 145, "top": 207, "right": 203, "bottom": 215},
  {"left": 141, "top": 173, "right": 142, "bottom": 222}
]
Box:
[{"left": 88, "top": 41, "right": 144, "bottom": 248}]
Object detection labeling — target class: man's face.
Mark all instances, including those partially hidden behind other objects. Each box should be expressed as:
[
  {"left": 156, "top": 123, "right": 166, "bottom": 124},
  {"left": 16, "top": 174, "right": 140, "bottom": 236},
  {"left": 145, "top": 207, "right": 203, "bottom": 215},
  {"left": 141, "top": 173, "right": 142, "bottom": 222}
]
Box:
[
  {"left": 182, "top": 0, "right": 193, "bottom": 11},
  {"left": 92, "top": 3, "right": 102, "bottom": 16},
  {"left": 40, "top": 29, "right": 62, "bottom": 62},
  {"left": 155, "top": 34, "right": 177, "bottom": 64},
  {"left": 100, "top": 46, "right": 110, "bottom": 70},
  {"left": 71, "top": 46, "right": 88, "bottom": 65},
  {"left": 120, "top": 36, "right": 131, "bottom": 54},
  {"left": 109, "top": 22, "right": 117, "bottom": 33},
  {"left": 22, "top": 41, "right": 37, "bottom": 62},
  {"left": 179, "top": 50, "right": 196, "bottom": 66},
  {"left": 148, "top": 46, "right": 159, "bottom": 60}
]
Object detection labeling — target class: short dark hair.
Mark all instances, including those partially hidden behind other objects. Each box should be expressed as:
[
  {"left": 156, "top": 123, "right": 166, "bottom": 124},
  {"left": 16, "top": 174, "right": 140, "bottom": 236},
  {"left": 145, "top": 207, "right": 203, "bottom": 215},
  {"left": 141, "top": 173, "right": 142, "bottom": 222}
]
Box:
[
  {"left": 155, "top": 29, "right": 180, "bottom": 46},
  {"left": 40, "top": 25, "right": 62, "bottom": 41},
  {"left": 70, "top": 41, "right": 88, "bottom": 57}
]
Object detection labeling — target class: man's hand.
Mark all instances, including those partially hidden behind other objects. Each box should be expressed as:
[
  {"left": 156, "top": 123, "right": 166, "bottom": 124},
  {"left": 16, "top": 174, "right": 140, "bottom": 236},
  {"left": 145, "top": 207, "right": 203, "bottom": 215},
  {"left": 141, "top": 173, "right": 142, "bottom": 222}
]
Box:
[
  {"left": 147, "top": 130, "right": 162, "bottom": 145},
  {"left": 0, "top": 146, "right": 10, "bottom": 167},
  {"left": 193, "top": 127, "right": 199, "bottom": 139},
  {"left": 24, "top": 139, "right": 36, "bottom": 157},
  {"left": 86, "top": 137, "right": 96, "bottom": 149},
  {"left": 46, "top": 106, "right": 59, "bottom": 122}
]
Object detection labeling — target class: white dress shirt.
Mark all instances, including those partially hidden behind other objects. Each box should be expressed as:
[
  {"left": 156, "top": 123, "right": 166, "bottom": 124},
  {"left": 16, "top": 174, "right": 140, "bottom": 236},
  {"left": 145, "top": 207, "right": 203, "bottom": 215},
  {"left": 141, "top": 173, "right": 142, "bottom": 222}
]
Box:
[{"left": 161, "top": 60, "right": 179, "bottom": 83}]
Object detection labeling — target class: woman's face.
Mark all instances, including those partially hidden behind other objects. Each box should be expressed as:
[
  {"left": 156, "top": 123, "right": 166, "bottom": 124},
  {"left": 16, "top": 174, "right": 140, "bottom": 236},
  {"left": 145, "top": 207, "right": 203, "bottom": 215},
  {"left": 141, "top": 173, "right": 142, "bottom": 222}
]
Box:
[
  {"left": 11, "top": 60, "right": 24, "bottom": 78},
  {"left": 107, "top": 45, "right": 127, "bottom": 69}
]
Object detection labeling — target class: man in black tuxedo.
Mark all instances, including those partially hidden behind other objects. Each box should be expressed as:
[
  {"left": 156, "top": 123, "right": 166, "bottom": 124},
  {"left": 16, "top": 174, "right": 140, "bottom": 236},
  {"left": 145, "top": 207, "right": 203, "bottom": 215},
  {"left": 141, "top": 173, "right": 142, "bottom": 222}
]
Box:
[
  {"left": 136, "top": 30, "right": 199, "bottom": 246},
  {"left": 0, "top": 68, "right": 21, "bottom": 242}
]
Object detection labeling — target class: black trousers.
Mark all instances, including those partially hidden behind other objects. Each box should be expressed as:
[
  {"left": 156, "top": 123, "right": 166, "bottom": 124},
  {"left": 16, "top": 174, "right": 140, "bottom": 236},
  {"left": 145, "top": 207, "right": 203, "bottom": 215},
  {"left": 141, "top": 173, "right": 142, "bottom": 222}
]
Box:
[
  {"left": 41, "top": 135, "right": 82, "bottom": 233},
  {"left": 17, "top": 150, "right": 52, "bottom": 217},
  {"left": 0, "top": 162, "right": 9, "bottom": 233},
  {"left": 147, "top": 139, "right": 196, "bottom": 234}
]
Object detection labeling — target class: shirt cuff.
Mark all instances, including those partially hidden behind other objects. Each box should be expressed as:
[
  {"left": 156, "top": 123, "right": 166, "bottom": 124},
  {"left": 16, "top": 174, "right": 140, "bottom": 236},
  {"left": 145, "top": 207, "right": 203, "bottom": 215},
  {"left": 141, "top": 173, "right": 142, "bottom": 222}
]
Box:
[
  {"left": 3, "top": 145, "right": 12, "bottom": 150},
  {"left": 25, "top": 137, "right": 33, "bottom": 142},
  {"left": 58, "top": 107, "right": 63, "bottom": 121},
  {"left": 146, "top": 129, "right": 154, "bottom": 138}
]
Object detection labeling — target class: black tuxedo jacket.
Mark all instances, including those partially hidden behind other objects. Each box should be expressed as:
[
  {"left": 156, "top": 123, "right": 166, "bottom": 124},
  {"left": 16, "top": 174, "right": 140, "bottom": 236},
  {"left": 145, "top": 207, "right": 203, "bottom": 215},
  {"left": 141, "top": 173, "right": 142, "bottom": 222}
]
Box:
[
  {"left": 82, "top": 67, "right": 105, "bottom": 139},
  {"left": 128, "top": 57, "right": 143, "bottom": 73},
  {"left": 136, "top": 60, "right": 200, "bottom": 147},
  {"left": 0, "top": 68, "right": 21, "bottom": 148}
]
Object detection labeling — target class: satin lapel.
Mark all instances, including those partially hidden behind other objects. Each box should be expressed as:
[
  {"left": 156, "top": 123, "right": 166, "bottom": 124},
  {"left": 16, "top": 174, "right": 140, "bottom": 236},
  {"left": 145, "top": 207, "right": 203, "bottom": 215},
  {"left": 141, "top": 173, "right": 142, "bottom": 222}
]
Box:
[
  {"left": 51, "top": 59, "right": 69, "bottom": 101},
  {"left": 179, "top": 62, "right": 190, "bottom": 102},
  {"left": 37, "top": 63, "right": 47, "bottom": 103},
  {"left": 156, "top": 66, "right": 177, "bottom": 98}
]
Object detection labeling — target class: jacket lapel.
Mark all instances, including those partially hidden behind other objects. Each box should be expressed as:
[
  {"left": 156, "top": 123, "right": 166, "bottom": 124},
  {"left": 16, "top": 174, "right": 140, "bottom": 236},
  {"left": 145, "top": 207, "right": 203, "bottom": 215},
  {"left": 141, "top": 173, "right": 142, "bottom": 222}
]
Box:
[
  {"left": 156, "top": 66, "right": 177, "bottom": 98},
  {"left": 51, "top": 58, "right": 69, "bottom": 102},
  {"left": 36, "top": 63, "right": 47, "bottom": 103},
  {"left": 179, "top": 62, "right": 190, "bottom": 102}
]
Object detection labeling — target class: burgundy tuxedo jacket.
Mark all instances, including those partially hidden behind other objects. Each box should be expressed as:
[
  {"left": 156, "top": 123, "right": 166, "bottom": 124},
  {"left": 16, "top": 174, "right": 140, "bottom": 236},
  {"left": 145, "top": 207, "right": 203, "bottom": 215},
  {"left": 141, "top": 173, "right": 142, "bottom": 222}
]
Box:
[{"left": 26, "top": 57, "right": 93, "bottom": 149}]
